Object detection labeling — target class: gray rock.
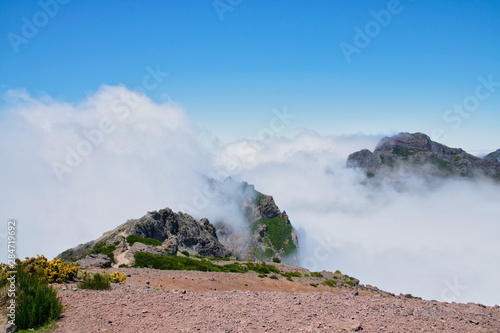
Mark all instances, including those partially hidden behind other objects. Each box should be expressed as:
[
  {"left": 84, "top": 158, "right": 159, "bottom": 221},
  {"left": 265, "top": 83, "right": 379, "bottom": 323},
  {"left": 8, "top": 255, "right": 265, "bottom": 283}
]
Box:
[
  {"left": 163, "top": 235, "right": 179, "bottom": 255},
  {"left": 125, "top": 242, "right": 166, "bottom": 262},
  {"left": 2, "top": 324, "right": 16, "bottom": 333},
  {"left": 346, "top": 149, "right": 382, "bottom": 174},
  {"left": 259, "top": 195, "right": 281, "bottom": 219},
  {"left": 77, "top": 254, "right": 113, "bottom": 268},
  {"left": 128, "top": 208, "right": 229, "bottom": 258}
]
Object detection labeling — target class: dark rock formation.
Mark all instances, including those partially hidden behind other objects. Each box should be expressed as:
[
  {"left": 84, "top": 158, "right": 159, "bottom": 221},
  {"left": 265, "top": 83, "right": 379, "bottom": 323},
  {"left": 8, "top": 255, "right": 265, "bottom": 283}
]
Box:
[
  {"left": 126, "top": 208, "right": 228, "bottom": 258},
  {"left": 77, "top": 254, "right": 113, "bottom": 268}
]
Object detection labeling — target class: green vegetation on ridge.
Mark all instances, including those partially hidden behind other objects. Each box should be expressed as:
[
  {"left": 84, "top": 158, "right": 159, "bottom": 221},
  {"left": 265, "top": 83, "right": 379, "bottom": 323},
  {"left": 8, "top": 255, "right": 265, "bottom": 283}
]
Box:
[
  {"left": 126, "top": 235, "right": 162, "bottom": 247},
  {"left": 134, "top": 252, "right": 281, "bottom": 275},
  {"left": 262, "top": 216, "right": 296, "bottom": 256}
]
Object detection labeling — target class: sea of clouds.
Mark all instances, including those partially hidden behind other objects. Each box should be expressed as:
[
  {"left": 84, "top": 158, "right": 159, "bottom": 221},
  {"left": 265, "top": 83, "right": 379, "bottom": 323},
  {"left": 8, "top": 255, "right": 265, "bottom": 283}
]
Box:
[{"left": 1, "top": 86, "right": 499, "bottom": 306}]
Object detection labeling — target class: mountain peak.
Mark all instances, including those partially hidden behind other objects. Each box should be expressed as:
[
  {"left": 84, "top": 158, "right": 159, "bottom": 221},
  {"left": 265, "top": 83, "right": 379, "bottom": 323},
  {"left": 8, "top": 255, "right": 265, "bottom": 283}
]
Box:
[{"left": 347, "top": 132, "right": 500, "bottom": 180}]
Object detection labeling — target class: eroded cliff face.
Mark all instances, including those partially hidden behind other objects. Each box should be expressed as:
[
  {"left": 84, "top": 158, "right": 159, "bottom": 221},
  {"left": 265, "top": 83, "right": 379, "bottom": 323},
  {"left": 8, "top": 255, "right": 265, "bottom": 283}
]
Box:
[{"left": 347, "top": 132, "right": 500, "bottom": 181}]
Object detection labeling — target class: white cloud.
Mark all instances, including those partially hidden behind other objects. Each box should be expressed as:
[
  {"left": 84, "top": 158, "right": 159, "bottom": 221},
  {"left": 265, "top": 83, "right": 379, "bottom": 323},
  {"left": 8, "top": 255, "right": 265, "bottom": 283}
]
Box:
[{"left": 0, "top": 86, "right": 219, "bottom": 261}]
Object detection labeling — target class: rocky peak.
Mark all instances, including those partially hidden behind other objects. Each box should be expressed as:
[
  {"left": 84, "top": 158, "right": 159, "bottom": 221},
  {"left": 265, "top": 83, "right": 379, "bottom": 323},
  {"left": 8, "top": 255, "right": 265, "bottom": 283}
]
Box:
[
  {"left": 259, "top": 195, "right": 281, "bottom": 219},
  {"left": 347, "top": 132, "right": 500, "bottom": 180},
  {"left": 375, "top": 132, "right": 433, "bottom": 154}
]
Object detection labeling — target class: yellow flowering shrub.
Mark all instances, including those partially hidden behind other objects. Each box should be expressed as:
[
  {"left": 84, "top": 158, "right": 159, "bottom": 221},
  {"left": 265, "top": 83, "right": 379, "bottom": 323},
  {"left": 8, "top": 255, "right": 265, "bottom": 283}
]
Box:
[
  {"left": 79, "top": 270, "right": 126, "bottom": 284},
  {"left": 106, "top": 271, "right": 127, "bottom": 283},
  {"left": 20, "top": 255, "right": 79, "bottom": 283},
  {"left": 0, "top": 263, "right": 12, "bottom": 287}
]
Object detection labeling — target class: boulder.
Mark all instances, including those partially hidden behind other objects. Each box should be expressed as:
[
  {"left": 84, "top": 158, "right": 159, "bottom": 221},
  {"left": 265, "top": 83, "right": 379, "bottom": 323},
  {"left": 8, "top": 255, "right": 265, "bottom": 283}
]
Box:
[{"left": 77, "top": 254, "right": 112, "bottom": 268}]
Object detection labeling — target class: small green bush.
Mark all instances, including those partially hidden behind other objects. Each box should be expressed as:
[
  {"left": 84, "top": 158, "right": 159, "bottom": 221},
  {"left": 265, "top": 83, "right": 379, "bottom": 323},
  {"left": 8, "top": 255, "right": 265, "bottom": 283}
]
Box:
[
  {"left": 310, "top": 272, "right": 324, "bottom": 278},
  {"left": 180, "top": 250, "right": 190, "bottom": 257},
  {"left": 79, "top": 273, "right": 111, "bottom": 290},
  {"left": 269, "top": 275, "right": 278, "bottom": 280},
  {"left": 281, "top": 271, "right": 302, "bottom": 281},
  {"left": 14, "top": 265, "right": 63, "bottom": 330},
  {"left": 310, "top": 283, "right": 317, "bottom": 288},
  {"left": 272, "top": 257, "right": 281, "bottom": 263},
  {"left": 246, "top": 262, "right": 280, "bottom": 275},
  {"left": 322, "top": 279, "right": 337, "bottom": 288},
  {"left": 126, "top": 235, "right": 162, "bottom": 247},
  {"left": 258, "top": 274, "right": 266, "bottom": 278},
  {"left": 334, "top": 270, "right": 341, "bottom": 274}
]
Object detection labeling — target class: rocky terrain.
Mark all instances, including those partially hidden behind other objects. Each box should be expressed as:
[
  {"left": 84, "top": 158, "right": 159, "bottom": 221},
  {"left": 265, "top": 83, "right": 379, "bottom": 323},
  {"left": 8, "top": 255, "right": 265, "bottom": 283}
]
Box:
[
  {"left": 347, "top": 132, "right": 500, "bottom": 181},
  {"left": 47, "top": 266, "right": 500, "bottom": 332}
]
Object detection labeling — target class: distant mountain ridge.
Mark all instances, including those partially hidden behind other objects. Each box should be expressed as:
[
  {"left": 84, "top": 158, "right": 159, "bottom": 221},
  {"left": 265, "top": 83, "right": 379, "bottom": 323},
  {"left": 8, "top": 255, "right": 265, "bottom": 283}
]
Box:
[
  {"left": 347, "top": 132, "right": 500, "bottom": 180},
  {"left": 484, "top": 148, "right": 500, "bottom": 162}
]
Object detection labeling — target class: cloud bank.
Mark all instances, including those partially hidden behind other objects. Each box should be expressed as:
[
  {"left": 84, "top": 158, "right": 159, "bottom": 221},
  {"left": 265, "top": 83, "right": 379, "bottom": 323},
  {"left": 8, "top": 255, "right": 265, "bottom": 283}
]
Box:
[{"left": 1, "top": 86, "right": 499, "bottom": 306}]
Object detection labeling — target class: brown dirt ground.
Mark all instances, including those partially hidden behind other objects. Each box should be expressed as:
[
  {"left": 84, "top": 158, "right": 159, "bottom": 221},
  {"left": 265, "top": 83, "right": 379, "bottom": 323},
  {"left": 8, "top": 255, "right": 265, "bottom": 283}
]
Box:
[{"left": 46, "top": 267, "right": 500, "bottom": 332}]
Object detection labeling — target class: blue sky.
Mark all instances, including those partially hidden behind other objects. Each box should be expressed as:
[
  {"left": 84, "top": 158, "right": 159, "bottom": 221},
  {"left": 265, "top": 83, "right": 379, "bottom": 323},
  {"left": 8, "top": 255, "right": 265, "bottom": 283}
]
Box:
[{"left": 1, "top": 0, "right": 499, "bottom": 151}]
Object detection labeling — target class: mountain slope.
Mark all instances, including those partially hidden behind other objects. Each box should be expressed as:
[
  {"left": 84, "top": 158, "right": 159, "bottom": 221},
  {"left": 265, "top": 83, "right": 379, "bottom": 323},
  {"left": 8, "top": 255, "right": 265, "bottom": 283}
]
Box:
[{"left": 484, "top": 148, "right": 500, "bottom": 162}]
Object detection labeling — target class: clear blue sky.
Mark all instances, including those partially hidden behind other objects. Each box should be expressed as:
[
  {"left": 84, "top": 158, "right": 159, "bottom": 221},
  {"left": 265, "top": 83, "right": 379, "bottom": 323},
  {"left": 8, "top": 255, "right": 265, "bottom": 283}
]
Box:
[{"left": 1, "top": 0, "right": 499, "bottom": 151}]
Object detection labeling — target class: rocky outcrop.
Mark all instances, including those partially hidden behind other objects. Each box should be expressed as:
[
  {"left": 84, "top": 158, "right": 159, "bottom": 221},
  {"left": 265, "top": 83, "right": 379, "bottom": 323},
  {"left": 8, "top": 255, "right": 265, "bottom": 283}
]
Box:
[
  {"left": 77, "top": 254, "right": 113, "bottom": 268},
  {"left": 347, "top": 132, "right": 500, "bottom": 180},
  {"left": 126, "top": 208, "right": 229, "bottom": 258},
  {"left": 123, "top": 242, "right": 168, "bottom": 263},
  {"left": 259, "top": 195, "right": 281, "bottom": 219},
  {"left": 58, "top": 208, "right": 229, "bottom": 267},
  {"left": 346, "top": 149, "right": 382, "bottom": 174}
]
